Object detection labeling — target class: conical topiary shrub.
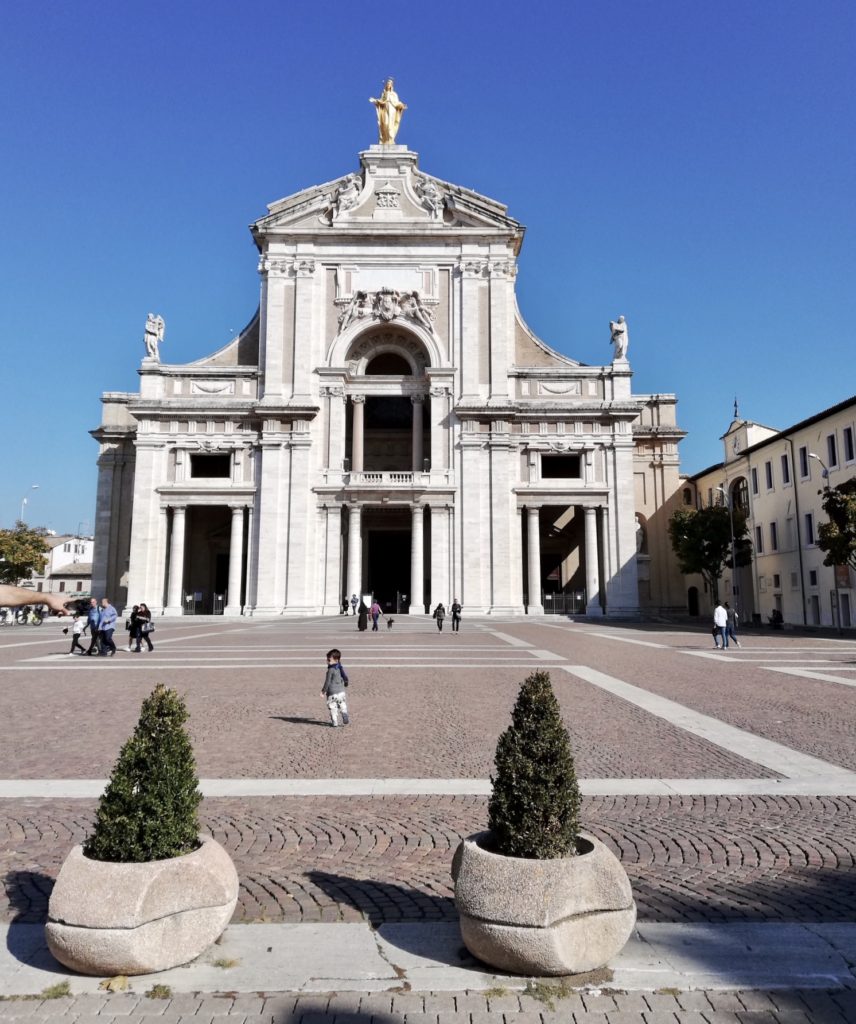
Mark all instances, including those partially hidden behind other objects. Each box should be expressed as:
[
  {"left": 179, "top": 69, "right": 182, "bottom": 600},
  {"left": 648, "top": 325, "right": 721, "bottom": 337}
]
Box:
[
  {"left": 83, "top": 684, "right": 202, "bottom": 863},
  {"left": 488, "top": 670, "right": 581, "bottom": 859}
]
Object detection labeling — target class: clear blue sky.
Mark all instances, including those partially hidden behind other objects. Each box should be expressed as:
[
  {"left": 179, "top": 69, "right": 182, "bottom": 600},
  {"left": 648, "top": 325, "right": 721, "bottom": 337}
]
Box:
[{"left": 2, "top": 1, "right": 853, "bottom": 533}]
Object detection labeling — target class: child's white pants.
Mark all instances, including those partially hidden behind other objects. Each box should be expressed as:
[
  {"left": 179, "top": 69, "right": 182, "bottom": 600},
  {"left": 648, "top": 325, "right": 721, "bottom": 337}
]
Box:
[{"left": 327, "top": 693, "right": 349, "bottom": 725}]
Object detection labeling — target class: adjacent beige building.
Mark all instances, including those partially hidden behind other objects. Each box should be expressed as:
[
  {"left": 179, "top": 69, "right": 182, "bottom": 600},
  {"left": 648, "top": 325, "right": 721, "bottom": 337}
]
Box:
[
  {"left": 687, "top": 396, "right": 856, "bottom": 628},
  {"left": 91, "top": 140, "right": 687, "bottom": 617}
]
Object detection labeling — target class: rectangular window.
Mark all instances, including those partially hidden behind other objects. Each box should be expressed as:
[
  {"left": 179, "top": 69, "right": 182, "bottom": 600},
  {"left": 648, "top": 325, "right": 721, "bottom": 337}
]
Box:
[
  {"left": 804, "top": 513, "right": 815, "bottom": 546},
  {"left": 781, "top": 454, "right": 790, "bottom": 484},
  {"left": 707, "top": 487, "right": 713, "bottom": 507},
  {"left": 770, "top": 522, "right": 778, "bottom": 551},
  {"left": 755, "top": 525, "right": 764, "bottom": 554},
  {"left": 799, "top": 445, "right": 809, "bottom": 478},
  {"left": 76, "top": 582, "right": 83, "bottom": 591},
  {"left": 773, "top": 573, "right": 781, "bottom": 589},
  {"left": 58, "top": 581, "right": 65, "bottom": 593},
  {"left": 540, "top": 454, "right": 582, "bottom": 479},
  {"left": 765, "top": 461, "right": 773, "bottom": 489},
  {"left": 828, "top": 434, "right": 839, "bottom": 468},
  {"left": 189, "top": 453, "right": 232, "bottom": 479},
  {"left": 790, "top": 572, "right": 799, "bottom": 589},
  {"left": 63, "top": 543, "right": 71, "bottom": 552},
  {"left": 809, "top": 569, "right": 818, "bottom": 586},
  {"left": 844, "top": 427, "right": 855, "bottom": 463},
  {"left": 751, "top": 468, "right": 759, "bottom": 495}
]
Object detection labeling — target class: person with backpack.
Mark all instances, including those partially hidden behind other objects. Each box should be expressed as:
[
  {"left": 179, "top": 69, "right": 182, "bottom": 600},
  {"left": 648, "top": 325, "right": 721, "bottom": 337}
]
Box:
[{"left": 433, "top": 602, "right": 446, "bottom": 632}]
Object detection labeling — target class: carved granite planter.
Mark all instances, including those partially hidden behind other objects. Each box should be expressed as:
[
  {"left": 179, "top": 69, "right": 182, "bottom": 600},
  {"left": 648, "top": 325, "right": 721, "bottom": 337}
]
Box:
[
  {"left": 453, "top": 830, "right": 636, "bottom": 976},
  {"left": 45, "top": 835, "right": 238, "bottom": 976}
]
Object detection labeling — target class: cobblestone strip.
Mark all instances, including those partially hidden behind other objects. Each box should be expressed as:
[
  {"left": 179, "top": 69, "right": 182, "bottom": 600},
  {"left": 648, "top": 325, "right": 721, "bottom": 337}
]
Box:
[
  {"left": 1, "top": 989, "right": 852, "bottom": 1022},
  {"left": 3, "top": 795, "right": 856, "bottom": 926}
]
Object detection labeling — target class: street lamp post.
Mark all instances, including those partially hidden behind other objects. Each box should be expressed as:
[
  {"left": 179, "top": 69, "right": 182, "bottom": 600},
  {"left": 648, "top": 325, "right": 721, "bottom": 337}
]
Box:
[
  {"left": 809, "top": 452, "right": 842, "bottom": 634},
  {"left": 717, "top": 485, "right": 737, "bottom": 610},
  {"left": 20, "top": 485, "right": 39, "bottom": 522}
]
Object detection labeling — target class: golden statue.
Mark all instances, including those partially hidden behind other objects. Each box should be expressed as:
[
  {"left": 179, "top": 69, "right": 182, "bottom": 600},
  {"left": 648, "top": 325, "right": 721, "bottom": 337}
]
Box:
[{"left": 369, "top": 78, "right": 407, "bottom": 144}]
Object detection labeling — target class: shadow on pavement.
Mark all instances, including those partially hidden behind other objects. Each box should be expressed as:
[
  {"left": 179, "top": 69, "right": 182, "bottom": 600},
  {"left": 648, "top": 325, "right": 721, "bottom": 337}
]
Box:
[
  {"left": 3, "top": 869, "right": 53, "bottom": 923},
  {"left": 269, "top": 715, "right": 329, "bottom": 728},
  {"left": 307, "top": 869, "right": 456, "bottom": 925}
]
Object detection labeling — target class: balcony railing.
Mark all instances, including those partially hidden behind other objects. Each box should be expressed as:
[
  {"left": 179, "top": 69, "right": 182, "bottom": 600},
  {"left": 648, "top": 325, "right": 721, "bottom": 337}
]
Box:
[
  {"left": 349, "top": 471, "right": 414, "bottom": 485},
  {"left": 319, "top": 468, "right": 454, "bottom": 488}
]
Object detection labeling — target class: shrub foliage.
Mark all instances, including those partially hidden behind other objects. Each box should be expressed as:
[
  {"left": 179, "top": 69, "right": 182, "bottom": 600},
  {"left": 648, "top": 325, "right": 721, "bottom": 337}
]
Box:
[
  {"left": 84, "top": 684, "right": 202, "bottom": 863},
  {"left": 488, "top": 671, "right": 581, "bottom": 859}
]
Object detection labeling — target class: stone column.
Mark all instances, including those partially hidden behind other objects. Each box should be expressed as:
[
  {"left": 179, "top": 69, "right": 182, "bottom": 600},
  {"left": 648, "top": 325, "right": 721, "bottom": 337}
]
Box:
[
  {"left": 346, "top": 505, "right": 362, "bottom": 600},
  {"left": 585, "top": 506, "right": 602, "bottom": 616},
  {"left": 165, "top": 507, "right": 187, "bottom": 615},
  {"left": 410, "top": 504, "right": 425, "bottom": 614},
  {"left": 224, "top": 506, "right": 245, "bottom": 616},
  {"left": 351, "top": 395, "right": 365, "bottom": 473},
  {"left": 429, "top": 387, "right": 448, "bottom": 473},
  {"left": 322, "top": 506, "right": 344, "bottom": 614},
  {"left": 327, "top": 387, "right": 347, "bottom": 475},
  {"left": 527, "top": 506, "right": 544, "bottom": 614},
  {"left": 411, "top": 395, "right": 424, "bottom": 472},
  {"left": 430, "top": 505, "right": 451, "bottom": 610}
]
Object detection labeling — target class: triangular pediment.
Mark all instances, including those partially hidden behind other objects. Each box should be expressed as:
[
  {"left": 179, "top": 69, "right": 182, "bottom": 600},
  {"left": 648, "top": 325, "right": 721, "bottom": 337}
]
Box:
[{"left": 252, "top": 146, "right": 524, "bottom": 244}]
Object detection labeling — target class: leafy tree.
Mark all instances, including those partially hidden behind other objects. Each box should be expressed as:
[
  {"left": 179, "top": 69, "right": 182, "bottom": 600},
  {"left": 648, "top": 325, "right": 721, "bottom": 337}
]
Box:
[
  {"left": 0, "top": 521, "right": 51, "bottom": 584},
  {"left": 668, "top": 504, "right": 752, "bottom": 602},
  {"left": 488, "top": 671, "right": 581, "bottom": 859},
  {"left": 817, "top": 477, "right": 856, "bottom": 570},
  {"left": 84, "top": 685, "right": 202, "bottom": 863}
]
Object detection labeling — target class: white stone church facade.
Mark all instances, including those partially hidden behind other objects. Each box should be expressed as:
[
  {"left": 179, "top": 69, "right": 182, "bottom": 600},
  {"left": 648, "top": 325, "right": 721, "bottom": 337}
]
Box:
[{"left": 91, "top": 142, "right": 686, "bottom": 617}]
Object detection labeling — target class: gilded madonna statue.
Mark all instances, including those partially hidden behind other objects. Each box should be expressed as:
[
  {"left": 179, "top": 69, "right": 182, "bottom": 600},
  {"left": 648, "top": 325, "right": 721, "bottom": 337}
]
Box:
[{"left": 369, "top": 78, "right": 407, "bottom": 144}]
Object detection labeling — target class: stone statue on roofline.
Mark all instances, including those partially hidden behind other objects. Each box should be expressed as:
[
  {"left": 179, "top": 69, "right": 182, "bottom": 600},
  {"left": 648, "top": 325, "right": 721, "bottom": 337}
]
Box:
[
  {"left": 144, "top": 313, "right": 165, "bottom": 361},
  {"left": 369, "top": 78, "right": 407, "bottom": 144},
  {"left": 609, "top": 315, "right": 629, "bottom": 360}
]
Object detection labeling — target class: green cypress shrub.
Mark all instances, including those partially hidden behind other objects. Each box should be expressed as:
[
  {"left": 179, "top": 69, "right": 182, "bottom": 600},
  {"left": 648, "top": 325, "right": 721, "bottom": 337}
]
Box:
[
  {"left": 488, "top": 671, "right": 581, "bottom": 859},
  {"left": 83, "top": 684, "right": 202, "bottom": 863}
]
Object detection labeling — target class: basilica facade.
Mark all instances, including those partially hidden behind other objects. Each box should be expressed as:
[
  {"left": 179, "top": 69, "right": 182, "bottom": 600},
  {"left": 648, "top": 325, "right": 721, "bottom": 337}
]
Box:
[{"left": 91, "top": 141, "right": 686, "bottom": 617}]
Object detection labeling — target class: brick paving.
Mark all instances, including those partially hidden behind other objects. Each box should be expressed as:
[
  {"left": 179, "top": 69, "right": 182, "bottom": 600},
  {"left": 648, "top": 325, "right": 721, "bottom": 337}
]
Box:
[
  {"left": 2, "top": 618, "right": 856, "bottom": 1017},
  {"left": 0, "top": 988, "right": 853, "bottom": 1022},
  {"left": 4, "top": 794, "right": 856, "bottom": 924}
]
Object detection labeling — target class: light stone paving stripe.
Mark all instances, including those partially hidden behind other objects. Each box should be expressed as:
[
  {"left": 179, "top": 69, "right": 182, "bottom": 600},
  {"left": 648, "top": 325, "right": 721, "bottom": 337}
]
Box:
[
  {"left": 1, "top": 921, "right": 854, "bottom": 995},
  {"left": 589, "top": 632, "right": 670, "bottom": 649},
  {"left": 561, "top": 664, "right": 856, "bottom": 780},
  {"left": 2, "top": 660, "right": 551, "bottom": 671},
  {"left": 766, "top": 666, "right": 856, "bottom": 688},
  {"left": 485, "top": 630, "right": 533, "bottom": 647},
  {"left": 5, "top": 775, "right": 856, "bottom": 798}
]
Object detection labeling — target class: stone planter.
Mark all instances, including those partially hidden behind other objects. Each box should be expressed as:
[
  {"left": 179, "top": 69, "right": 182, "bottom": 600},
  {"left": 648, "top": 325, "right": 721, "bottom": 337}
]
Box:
[
  {"left": 46, "top": 835, "right": 239, "bottom": 976},
  {"left": 452, "top": 830, "right": 636, "bottom": 975}
]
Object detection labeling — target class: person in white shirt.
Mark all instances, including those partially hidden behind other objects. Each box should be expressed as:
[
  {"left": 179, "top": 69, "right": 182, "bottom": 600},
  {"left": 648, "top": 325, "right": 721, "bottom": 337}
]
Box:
[{"left": 713, "top": 602, "right": 729, "bottom": 649}]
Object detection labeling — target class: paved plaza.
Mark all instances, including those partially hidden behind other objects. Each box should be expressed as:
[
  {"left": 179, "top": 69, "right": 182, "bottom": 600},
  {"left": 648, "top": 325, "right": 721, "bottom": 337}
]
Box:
[{"left": 1, "top": 616, "right": 856, "bottom": 1021}]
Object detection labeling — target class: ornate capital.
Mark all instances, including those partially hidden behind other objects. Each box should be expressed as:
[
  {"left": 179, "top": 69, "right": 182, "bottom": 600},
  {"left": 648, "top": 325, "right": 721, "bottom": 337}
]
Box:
[
  {"left": 296, "top": 258, "right": 316, "bottom": 276},
  {"left": 411, "top": 394, "right": 425, "bottom": 405},
  {"left": 258, "top": 257, "right": 292, "bottom": 278},
  {"left": 456, "top": 258, "right": 488, "bottom": 278},
  {"left": 320, "top": 385, "right": 345, "bottom": 398},
  {"left": 488, "top": 259, "right": 518, "bottom": 280},
  {"left": 429, "top": 385, "right": 449, "bottom": 398},
  {"left": 351, "top": 394, "right": 366, "bottom": 404}
]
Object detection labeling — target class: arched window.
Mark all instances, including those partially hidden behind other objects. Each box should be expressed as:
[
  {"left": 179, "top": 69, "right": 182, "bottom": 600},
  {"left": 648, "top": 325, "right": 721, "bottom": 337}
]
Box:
[
  {"left": 731, "top": 477, "right": 749, "bottom": 515},
  {"left": 365, "top": 352, "right": 413, "bottom": 375}
]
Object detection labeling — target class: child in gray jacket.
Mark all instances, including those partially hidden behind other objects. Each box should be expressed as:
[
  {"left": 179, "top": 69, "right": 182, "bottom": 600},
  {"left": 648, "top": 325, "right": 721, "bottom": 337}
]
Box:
[{"left": 321, "top": 648, "right": 350, "bottom": 727}]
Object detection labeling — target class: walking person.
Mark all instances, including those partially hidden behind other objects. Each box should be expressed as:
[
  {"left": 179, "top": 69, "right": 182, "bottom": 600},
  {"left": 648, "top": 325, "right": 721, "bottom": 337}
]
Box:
[
  {"left": 713, "top": 601, "right": 728, "bottom": 650},
  {"left": 125, "top": 605, "right": 139, "bottom": 652},
  {"left": 85, "top": 597, "right": 101, "bottom": 655},
  {"left": 98, "top": 597, "right": 118, "bottom": 656},
  {"left": 725, "top": 602, "right": 741, "bottom": 647},
  {"left": 370, "top": 599, "right": 383, "bottom": 631},
  {"left": 350, "top": 593, "right": 359, "bottom": 616},
  {"left": 357, "top": 599, "right": 369, "bottom": 632},
  {"left": 321, "top": 647, "right": 350, "bottom": 727},
  {"left": 134, "top": 602, "right": 154, "bottom": 652},
  {"left": 450, "top": 598, "right": 462, "bottom": 633},
  {"left": 67, "top": 610, "right": 88, "bottom": 655},
  {"left": 433, "top": 602, "right": 446, "bottom": 632}
]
